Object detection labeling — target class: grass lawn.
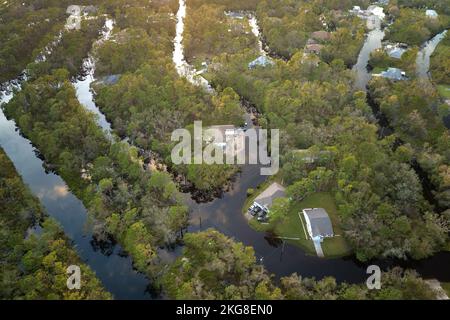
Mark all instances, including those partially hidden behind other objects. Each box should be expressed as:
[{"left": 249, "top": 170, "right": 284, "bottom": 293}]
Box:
[
  {"left": 437, "top": 84, "right": 450, "bottom": 99},
  {"left": 441, "top": 283, "right": 450, "bottom": 297},
  {"left": 246, "top": 191, "right": 352, "bottom": 258},
  {"left": 371, "top": 66, "right": 385, "bottom": 74}
]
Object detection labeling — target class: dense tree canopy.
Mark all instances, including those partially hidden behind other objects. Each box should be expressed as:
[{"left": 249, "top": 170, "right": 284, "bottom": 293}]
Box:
[{"left": 0, "top": 148, "right": 111, "bottom": 299}]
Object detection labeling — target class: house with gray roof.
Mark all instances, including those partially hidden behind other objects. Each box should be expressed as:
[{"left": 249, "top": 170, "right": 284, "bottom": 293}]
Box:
[
  {"left": 303, "top": 208, "right": 334, "bottom": 240},
  {"left": 426, "top": 10, "right": 438, "bottom": 19},
  {"left": 253, "top": 182, "right": 286, "bottom": 213},
  {"left": 248, "top": 56, "right": 274, "bottom": 69},
  {"left": 377, "top": 67, "right": 407, "bottom": 81},
  {"left": 386, "top": 46, "right": 407, "bottom": 59}
]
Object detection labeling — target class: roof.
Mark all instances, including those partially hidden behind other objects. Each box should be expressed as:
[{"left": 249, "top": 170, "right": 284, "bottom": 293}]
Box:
[
  {"left": 387, "top": 47, "right": 407, "bottom": 59},
  {"left": 303, "top": 208, "right": 334, "bottom": 238},
  {"left": 101, "top": 74, "right": 121, "bottom": 85},
  {"left": 248, "top": 56, "right": 274, "bottom": 69},
  {"left": 367, "top": 5, "right": 385, "bottom": 19},
  {"left": 254, "top": 183, "right": 286, "bottom": 209},
  {"left": 380, "top": 67, "right": 406, "bottom": 80},
  {"left": 426, "top": 10, "right": 438, "bottom": 17},
  {"left": 66, "top": 5, "right": 81, "bottom": 15},
  {"left": 311, "top": 31, "right": 331, "bottom": 41},
  {"left": 305, "top": 44, "right": 324, "bottom": 54}
]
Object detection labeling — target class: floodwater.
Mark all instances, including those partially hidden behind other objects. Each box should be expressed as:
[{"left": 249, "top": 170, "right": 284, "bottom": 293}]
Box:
[
  {"left": 416, "top": 30, "right": 448, "bottom": 79},
  {"left": 0, "top": 6, "right": 449, "bottom": 301},
  {"left": 0, "top": 23, "right": 152, "bottom": 299},
  {"left": 353, "top": 21, "right": 385, "bottom": 90}
]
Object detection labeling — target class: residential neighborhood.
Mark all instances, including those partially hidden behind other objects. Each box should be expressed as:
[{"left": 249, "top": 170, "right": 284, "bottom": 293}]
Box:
[{"left": 1, "top": 0, "right": 449, "bottom": 304}]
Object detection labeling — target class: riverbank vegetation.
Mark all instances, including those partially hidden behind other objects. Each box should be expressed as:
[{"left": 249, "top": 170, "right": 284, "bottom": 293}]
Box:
[
  {"left": 0, "top": 0, "right": 108, "bottom": 84},
  {"left": 2, "top": 0, "right": 449, "bottom": 300},
  {"left": 91, "top": 1, "right": 245, "bottom": 196},
  {"left": 207, "top": 2, "right": 449, "bottom": 261},
  {"left": 0, "top": 148, "right": 111, "bottom": 299},
  {"left": 430, "top": 32, "right": 450, "bottom": 85},
  {"left": 368, "top": 78, "right": 450, "bottom": 214},
  {"left": 164, "top": 230, "right": 438, "bottom": 300},
  {"left": 386, "top": 7, "right": 450, "bottom": 46},
  {"left": 2, "top": 16, "right": 189, "bottom": 279},
  {"left": 256, "top": 0, "right": 367, "bottom": 63}
]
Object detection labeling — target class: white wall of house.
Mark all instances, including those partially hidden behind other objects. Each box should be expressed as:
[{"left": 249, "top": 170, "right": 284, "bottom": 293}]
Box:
[{"left": 303, "top": 211, "right": 313, "bottom": 239}]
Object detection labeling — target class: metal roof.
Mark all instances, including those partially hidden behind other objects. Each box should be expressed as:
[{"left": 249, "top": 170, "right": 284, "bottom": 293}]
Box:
[
  {"left": 303, "top": 208, "right": 334, "bottom": 238},
  {"left": 254, "top": 183, "right": 286, "bottom": 209}
]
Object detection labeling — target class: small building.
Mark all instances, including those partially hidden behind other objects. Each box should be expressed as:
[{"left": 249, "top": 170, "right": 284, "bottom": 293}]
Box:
[
  {"left": 248, "top": 56, "right": 274, "bottom": 69},
  {"left": 378, "top": 67, "right": 407, "bottom": 81},
  {"left": 252, "top": 183, "right": 286, "bottom": 214},
  {"left": 96, "top": 74, "right": 121, "bottom": 86},
  {"left": 426, "top": 10, "right": 438, "bottom": 19},
  {"left": 66, "top": 5, "right": 81, "bottom": 16},
  {"left": 367, "top": 5, "right": 385, "bottom": 20},
  {"left": 82, "top": 5, "right": 98, "bottom": 15},
  {"left": 224, "top": 11, "right": 246, "bottom": 19},
  {"left": 385, "top": 45, "right": 407, "bottom": 59},
  {"left": 303, "top": 208, "right": 334, "bottom": 240},
  {"left": 304, "top": 44, "right": 324, "bottom": 55}
]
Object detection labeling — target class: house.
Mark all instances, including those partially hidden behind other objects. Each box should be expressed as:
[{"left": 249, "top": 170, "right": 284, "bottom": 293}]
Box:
[
  {"left": 252, "top": 183, "right": 286, "bottom": 215},
  {"left": 66, "top": 5, "right": 81, "bottom": 16},
  {"left": 248, "top": 56, "right": 274, "bottom": 69},
  {"left": 367, "top": 5, "right": 385, "bottom": 20},
  {"left": 385, "top": 44, "right": 407, "bottom": 59},
  {"left": 426, "top": 10, "right": 438, "bottom": 19},
  {"left": 224, "top": 11, "right": 246, "bottom": 19},
  {"left": 377, "top": 67, "right": 407, "bottom": 81},
  {"left": 304, "top": 44, "right": 324, "bottom": 55},
  {"left": 82, "top": 5, "right": 97, "bottom": 15},
  {"left": 303, "top": 208, "right": 334, "bottom": 240},
  {"left": 96, "top": 74, "right": 121, "bottom": 86}
]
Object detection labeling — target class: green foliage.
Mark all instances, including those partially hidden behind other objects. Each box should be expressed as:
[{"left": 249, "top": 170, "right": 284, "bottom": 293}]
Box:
[
  {"left": 0, "top": 148, "right": 111, "bottom": 299},
  {"left": 387, "top": 8, "right": 450, "bottom": 46},
  {"left": 280, "top": 268, "right": 437, "bottom": 300},
  {"left": 430, "top": 32, "right": 450, "bottom": 84},
  {"left": 163, "top": 230, "right": 281, "bottom": 300}
]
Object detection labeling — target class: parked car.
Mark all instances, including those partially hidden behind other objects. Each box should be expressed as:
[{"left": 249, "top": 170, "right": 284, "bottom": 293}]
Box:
[
  {"left": 257, "top": 216, "right": 269, "bottom": 223},
  {"left": 248, "top": 204, "right": 259, "bottom": 212}
]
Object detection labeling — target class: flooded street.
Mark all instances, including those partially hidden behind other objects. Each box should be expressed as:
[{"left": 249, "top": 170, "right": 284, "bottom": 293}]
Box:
[
  {"left": 416, "top": 30, "right": 448, "bottom": 79},
  {"left": 1, "top": 4, "right": 450, "bottom": 300},
  {"left": 353, "top": 18, "right": 385, "bottom": 90},
  {"left": 0, "top": 24, "right": 153, "bottom": 299},
  {"left": 74, "top": 19, "right": 115, "bottom": 138}
]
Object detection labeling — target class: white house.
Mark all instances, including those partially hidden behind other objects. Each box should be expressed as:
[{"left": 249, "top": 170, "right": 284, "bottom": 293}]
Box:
[
  {"left": 303, "top": 208, "right": 334, "bottom": 241},
  {"left": 426, "top": 10, "right": 438, "bottom": 19},
  {"left": 367, "top": 5, "right": 385, "bottom": 20}
]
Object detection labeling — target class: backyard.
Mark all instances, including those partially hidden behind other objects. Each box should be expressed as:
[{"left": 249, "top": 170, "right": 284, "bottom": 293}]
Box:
[{"left": 246, "top": 190, "right": 352, "bottom": 258}]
